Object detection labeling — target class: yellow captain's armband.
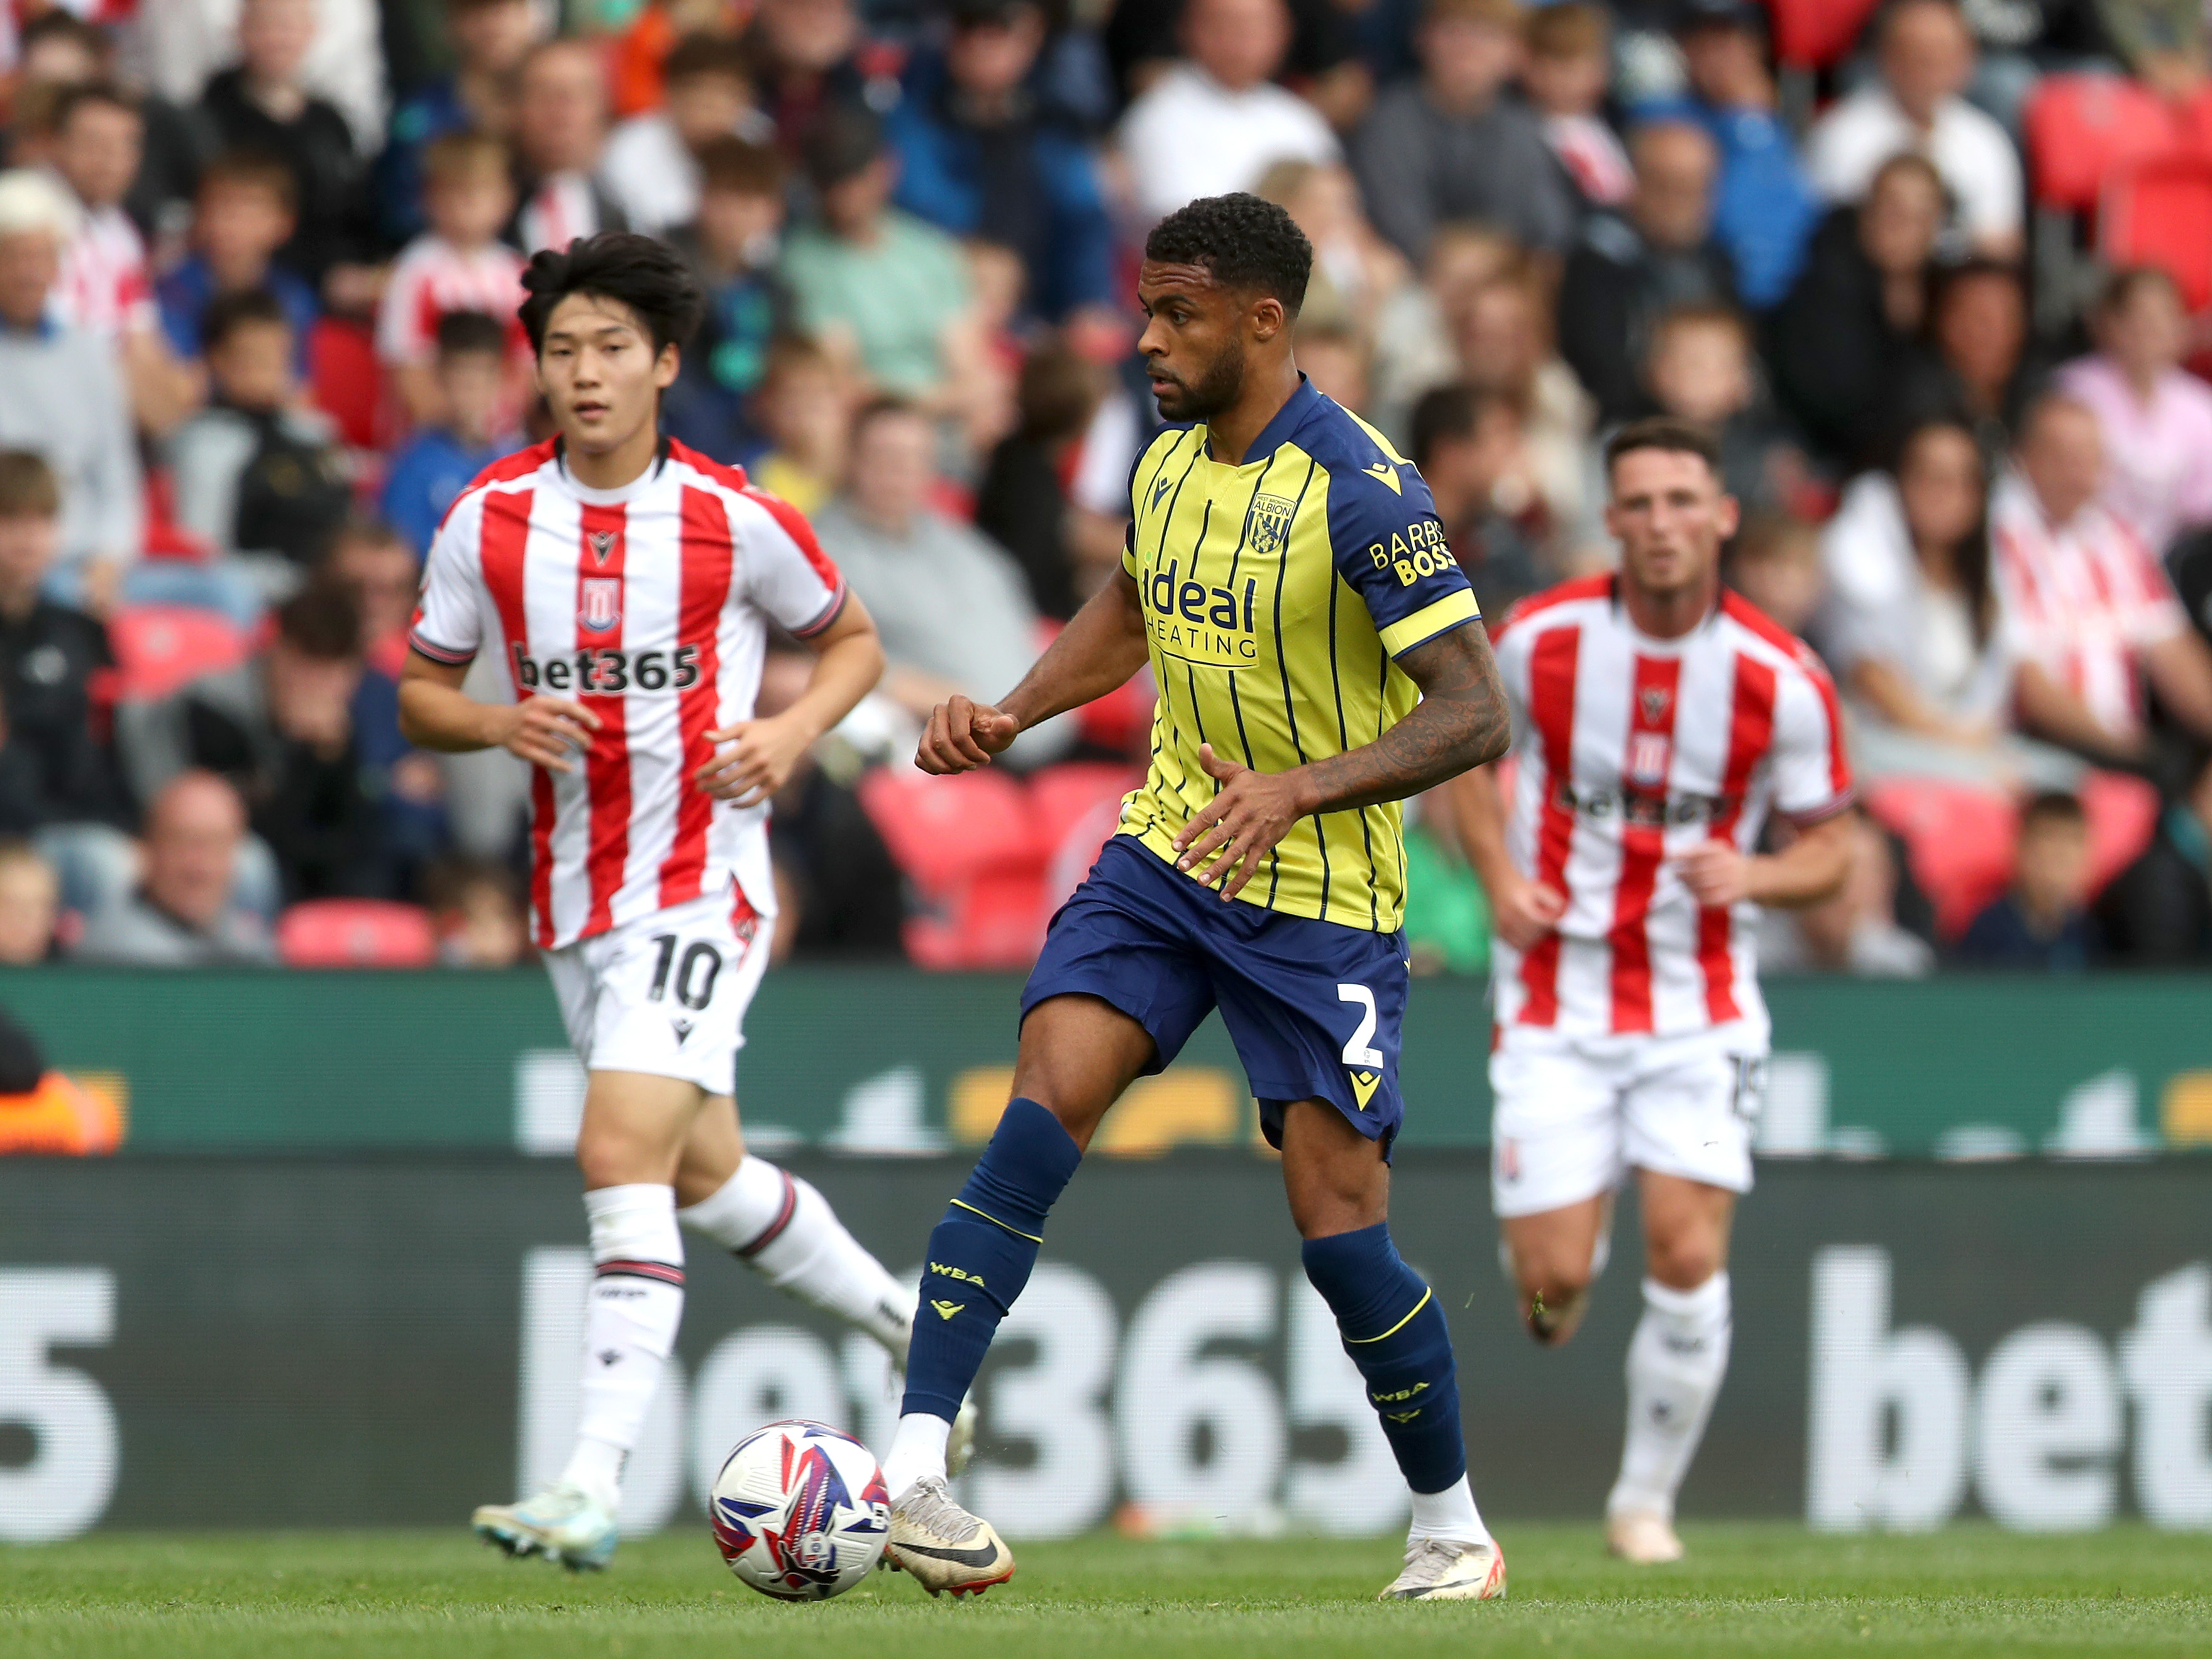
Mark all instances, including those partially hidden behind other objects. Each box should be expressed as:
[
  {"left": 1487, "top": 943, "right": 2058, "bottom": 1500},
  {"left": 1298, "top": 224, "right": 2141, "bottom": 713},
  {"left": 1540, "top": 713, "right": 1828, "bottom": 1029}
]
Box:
[{"left": 1376, "top": 589, "right": 1481, "bottom": 658}]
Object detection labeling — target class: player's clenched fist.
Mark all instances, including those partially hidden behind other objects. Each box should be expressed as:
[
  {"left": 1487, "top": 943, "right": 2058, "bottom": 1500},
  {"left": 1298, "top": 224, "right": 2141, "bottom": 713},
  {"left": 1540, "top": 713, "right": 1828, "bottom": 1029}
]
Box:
[
  {"left": 489, "top": 696, "right": 601, "bottom": 773},
  {"left": 696, "top": 714, "right": 812, "bottom": 806},
  {"left": 1486, "top": 866, "right": 1567, "bottom": 950},
  {"left": 1674, "top": 839, "right": 1752, "bottom": 908},
  {"left": 916, "top": 695, "right": 1020, "bottom": 774}
]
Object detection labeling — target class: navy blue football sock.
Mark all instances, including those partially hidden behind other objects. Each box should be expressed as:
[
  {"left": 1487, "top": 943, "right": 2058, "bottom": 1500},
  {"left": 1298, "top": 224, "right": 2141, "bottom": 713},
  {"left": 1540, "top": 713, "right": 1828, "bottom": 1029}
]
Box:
[
  {"left": 1302, "top": 1223, "right": 1468, "bottom": 1495},
  {"left": 901, "top": 1097, "right": 1083, "bottom": 1422}
]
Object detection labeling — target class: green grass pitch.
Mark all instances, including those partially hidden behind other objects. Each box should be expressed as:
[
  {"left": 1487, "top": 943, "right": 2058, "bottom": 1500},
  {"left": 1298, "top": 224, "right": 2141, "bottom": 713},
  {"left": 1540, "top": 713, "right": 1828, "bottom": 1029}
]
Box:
[{"left": 6, "top": 1525, "right": 2209, "bottom": 1658}]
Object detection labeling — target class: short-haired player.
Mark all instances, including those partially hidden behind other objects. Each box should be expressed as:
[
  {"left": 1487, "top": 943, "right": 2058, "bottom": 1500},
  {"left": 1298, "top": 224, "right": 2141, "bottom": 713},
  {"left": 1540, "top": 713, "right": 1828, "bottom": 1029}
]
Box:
[
  {"left": 876, "top": 194, "right": 1514, "bottom": 1602},
  {"left": 398, "top": 233, "right": 966, "bottom": 1570},
  {"left": 1449, "top": 418, "right": 1854, "bottom": 1564}
]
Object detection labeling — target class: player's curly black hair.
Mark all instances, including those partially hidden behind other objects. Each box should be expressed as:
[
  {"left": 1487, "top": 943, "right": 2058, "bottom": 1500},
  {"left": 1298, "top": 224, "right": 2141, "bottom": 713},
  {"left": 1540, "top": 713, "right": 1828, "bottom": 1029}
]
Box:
[
  {"left": 1143, "top": 193, "right": 1313, "bottom": 318},
  {"left": 518, "top": 232, "right": 704, "bottom": 358}
]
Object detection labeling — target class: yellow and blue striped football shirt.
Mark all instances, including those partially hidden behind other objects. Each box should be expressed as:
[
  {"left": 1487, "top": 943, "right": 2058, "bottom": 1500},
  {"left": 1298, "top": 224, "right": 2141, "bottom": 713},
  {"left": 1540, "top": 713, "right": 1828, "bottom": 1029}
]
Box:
[{"left": 1116, "top": 377, "right": 1481, "bottom": 932}]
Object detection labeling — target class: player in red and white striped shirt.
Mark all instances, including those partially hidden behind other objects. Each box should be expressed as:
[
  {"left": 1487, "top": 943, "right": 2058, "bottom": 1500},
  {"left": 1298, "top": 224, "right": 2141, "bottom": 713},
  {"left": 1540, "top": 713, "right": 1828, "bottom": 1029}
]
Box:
[
  {"left": 400, "top": 233, "right": 956, "bottom": 1569},
  {"left": 1452, "top": 419, "right": 1854, "bottom": 1565}
]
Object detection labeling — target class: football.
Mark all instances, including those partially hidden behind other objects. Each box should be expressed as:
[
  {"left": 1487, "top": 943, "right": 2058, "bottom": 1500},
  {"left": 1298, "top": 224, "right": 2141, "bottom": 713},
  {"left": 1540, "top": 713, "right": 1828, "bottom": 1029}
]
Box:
[{"left": 708, "top": 1419, "right": 890, "bottom": 1601}]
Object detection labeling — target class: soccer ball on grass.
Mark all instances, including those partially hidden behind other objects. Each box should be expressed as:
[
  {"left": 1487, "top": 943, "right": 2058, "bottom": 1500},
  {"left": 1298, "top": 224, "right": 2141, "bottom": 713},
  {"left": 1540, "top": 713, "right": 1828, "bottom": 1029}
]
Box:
[{"left": 709, "top": 1419, "right": 889, "bottom": 1600}]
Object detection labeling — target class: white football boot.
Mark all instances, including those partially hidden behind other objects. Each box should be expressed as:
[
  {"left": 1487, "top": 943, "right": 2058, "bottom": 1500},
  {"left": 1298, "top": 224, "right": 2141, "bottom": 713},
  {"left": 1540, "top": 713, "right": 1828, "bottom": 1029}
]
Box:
[
  {"left": 1379, "top": 1536, "right": 1508, "bottom": 1602},
  {"left": 472, "top": 1482, "right": 619, "bottom": 1571},
  {"left": 885, "top": 1475, "right": 1015, "bottom": 1597},
  {"left": 1606, "top": 1509, "right": 1685, "bottom": 1564}
]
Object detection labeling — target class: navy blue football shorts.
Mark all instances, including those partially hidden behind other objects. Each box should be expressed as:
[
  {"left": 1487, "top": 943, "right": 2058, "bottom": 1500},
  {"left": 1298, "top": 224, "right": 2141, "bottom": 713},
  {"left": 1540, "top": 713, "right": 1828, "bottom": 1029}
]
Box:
[{"left": 1020, "top": 835, "right": 1410, "bottom": 1157}]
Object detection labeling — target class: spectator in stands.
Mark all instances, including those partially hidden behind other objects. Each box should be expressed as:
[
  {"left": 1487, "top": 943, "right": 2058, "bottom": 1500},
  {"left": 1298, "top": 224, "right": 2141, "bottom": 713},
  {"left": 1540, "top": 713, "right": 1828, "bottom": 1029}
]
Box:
[
  {"left": 1350, "top": 0, "right": 1572, "bottom": 265},
  {"left": 13, "top": 11, "right": 201, "bottom": 259},
  {"left": 43, "top": 83, "right": 197, "bottom": 438},
  {"left": 813, "top": 399, "right": 1072, "bottom": 765},
  {"left": 1634, "top": 0, "right": 1819, "bottom": 311},
  {"left": 423, "top": 855, "right": 529, "bottom": 967},
  {"left": 743, "top": 0, "right": 883, "bottom": 157},
  {"left": 1805, "top": 0, "right": 2023, "bottom": 261},
  {"left": 506, "top": 38, "right": 626, "bottom": 256},
  {"left": 1818, "top": 418, "right": 2021, "bottom": 755},
  {"left": 72, "top": 770, "right": 277, "bottom": 965},
  {"left": 0, "top": 452, "right": 130, "bottom": 832},
  {"left": 1725, "top": 510, "right": 1824, "bottom": 638},
  {"left": 169, "top": 291, "right": 352, "bottom": 600},
  {"left": 1762, "top": 809, "right": 1937, "bottom": 977},
  {"left": 601, "top": 33, "right": 766, "bottom": 238},
  {"left": 1523, "top": 3, "right": 1631, "bottom": 211},
  {"left": 118, "top": 586, "right": 397, "bottom": 903},
  {"left": 975, "top": 340, "right": 1104, "bottom": 620},
  {"left": 1115, "top": 0, "right": 1339, "bottom": 226},
  {"left": 1996, "top": 394, "right": 2212, "bottom": 763},
  {"left": 322, "top": 526, "right": 450, "bottom": 885},
  {"left": 2057, "top": 267, "right": 2212, "bottom": 558},
  {"left": 156, "top": 153, "right": 319, "bottom": 376},
  {"left": 1955, "top": 791, "right": 2099, "bottom": 967},
  {"left": 1409, "top": 381, "right": 1546, "bottom": 617},
  {"left": 1256, "top": 160, "right": 1410, "bottom": 344},
  {"left": 662, "top": 138, "right": 794, "bottom": 465},
  {"left": 756, "top": 648, "right": 907, "bottom": 960},
  {"left": 749, "top": 335, "right": 849, "bottom": 516},
  {"left": 1557, "top": 119, "right": 1734, "bottom": 425},
  {"left": 0, "top": 841, "right": 60, "bottom": 964},
  {"left": 322, "top": 521, "right": 422, "bottom": 685},
  {"left": 1769, "top": 152, "right": 1945, "bottom": 468},
  {"left": 1886, "top": 258, "right": 2042, "bottom": 463},
  {"left": 196, "top": 0, "right": 378, "bottom": 308},
  {"left": 380, "top": 133, "right": 528, "bottom": 430},
  {"left": 380, "top": 312, "right": 518, "bottom": 560},
  {"left": 1640, "top": 302, "right": 1809, "bottom": 516},
  {"left": 780, "top": 108, "right": 976, "bottom": 406},
  {"left": 889, "top": 0, "right": 1117, "bottom": 326},
  {"left": 1450, "top": 267, "right": 1598, "bottom": 558},
  {"left": 380, "top": 0, "right": 543, "bottom": 245},
  {"left": 0, "top": 171, "right": 140, "bottom": 613}
]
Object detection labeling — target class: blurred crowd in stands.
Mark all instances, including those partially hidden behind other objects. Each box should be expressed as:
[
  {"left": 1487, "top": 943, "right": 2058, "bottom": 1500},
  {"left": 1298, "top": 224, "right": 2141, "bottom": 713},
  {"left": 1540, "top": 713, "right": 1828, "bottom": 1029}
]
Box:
[{"left": 3, "top": 0, "right": 2212, "bottom": 977}]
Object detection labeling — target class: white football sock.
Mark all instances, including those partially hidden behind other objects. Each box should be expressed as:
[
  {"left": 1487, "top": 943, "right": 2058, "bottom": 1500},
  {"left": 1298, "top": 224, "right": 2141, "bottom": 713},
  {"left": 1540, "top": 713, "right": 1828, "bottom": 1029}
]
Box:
[
  {"left": 1407, "top": 1475, "right": 1489, "bottom": 1546},
  {"left": 561, "top": 1183, "right": 685, "bottom": 1512},
  {"left": 879, "top": 1411, "right": 952, "bottom": 1501},
  {"left": 1607, "top": 1272, "right": 1732, "bottom": 1524},
  {"left": 680, "top": 1157, "right": 914, "bottom": 1360}
]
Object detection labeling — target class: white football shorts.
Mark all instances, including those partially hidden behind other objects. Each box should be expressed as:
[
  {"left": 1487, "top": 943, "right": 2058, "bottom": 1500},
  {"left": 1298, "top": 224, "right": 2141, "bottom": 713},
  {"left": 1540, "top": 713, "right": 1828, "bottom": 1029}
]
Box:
[
  {"left": 541, "top": 885, "right": 772, "bottom": 1096},
  {"left": 1488, "top": 1020, "right": 1766, "bottom": 1219}
]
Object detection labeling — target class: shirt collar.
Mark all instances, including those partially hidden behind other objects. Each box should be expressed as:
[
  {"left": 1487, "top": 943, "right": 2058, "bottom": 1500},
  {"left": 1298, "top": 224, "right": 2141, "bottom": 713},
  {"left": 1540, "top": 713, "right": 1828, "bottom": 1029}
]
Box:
[
  {"left": 1207, "top": 374, "right": 1320, "bottom": 467},
  {"left": 553, "top": 433, "right": 671, "bottom": 505}
]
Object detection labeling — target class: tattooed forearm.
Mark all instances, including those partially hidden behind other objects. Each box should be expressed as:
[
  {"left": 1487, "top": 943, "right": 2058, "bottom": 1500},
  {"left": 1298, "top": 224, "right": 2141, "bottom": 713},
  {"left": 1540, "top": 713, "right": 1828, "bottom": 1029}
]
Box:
[{"left": 1291, "top": 623, "right": 1512, "bottom": 816}]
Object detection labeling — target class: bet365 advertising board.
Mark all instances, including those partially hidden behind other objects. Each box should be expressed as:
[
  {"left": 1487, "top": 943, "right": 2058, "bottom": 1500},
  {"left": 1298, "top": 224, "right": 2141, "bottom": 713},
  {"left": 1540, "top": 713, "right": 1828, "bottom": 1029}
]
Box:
[{"left": 3, "top": 1155, "right": 2208, "bottom": 1542}]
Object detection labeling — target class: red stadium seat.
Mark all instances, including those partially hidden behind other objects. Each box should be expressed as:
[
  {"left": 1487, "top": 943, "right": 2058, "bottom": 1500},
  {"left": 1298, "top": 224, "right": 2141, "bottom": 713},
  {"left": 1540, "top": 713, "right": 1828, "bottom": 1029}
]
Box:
[
  {"left": 1862, "top": 777, "right": 2017, "bottom": 940},
  {"left": 277, "top": 900, "right": 439, "bottom": 968},
  {"left": 858, "top": 767, "right": 1049, "bottom": 968},
  {"left": 1762, "top": 0, "right": 1881, "bottom": 69},
  {"left": 308, "top": 316, "right": 386, "bottom": 451},
  {"left": 2024, "top": 74, "right": 2180, "bottom": 212},
  {"left": 1030, "top": 763, "right": 1141, "bottom": 855},
  {"left": 2101, "top": 153, "right": 2212, "bottom": 313},
  {"left": 904, "top": 868, "right": 1049, "bottom": 971},
  {"left": 1031, "top": 762, "right": 1144, "bottom": 909},
  {"left": 108, "top": 605, "right": 251, "bottom": 703},
  {"left": 857, "top": 766, "right": 1039, "bottom": 887}
]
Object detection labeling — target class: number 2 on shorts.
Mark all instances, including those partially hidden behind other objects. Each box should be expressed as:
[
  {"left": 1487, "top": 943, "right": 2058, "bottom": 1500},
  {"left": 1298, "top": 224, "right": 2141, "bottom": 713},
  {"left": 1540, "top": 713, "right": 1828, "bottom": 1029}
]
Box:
[{"left": 1337, "top": 984, "right": 1385, "bottom": 1068}]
